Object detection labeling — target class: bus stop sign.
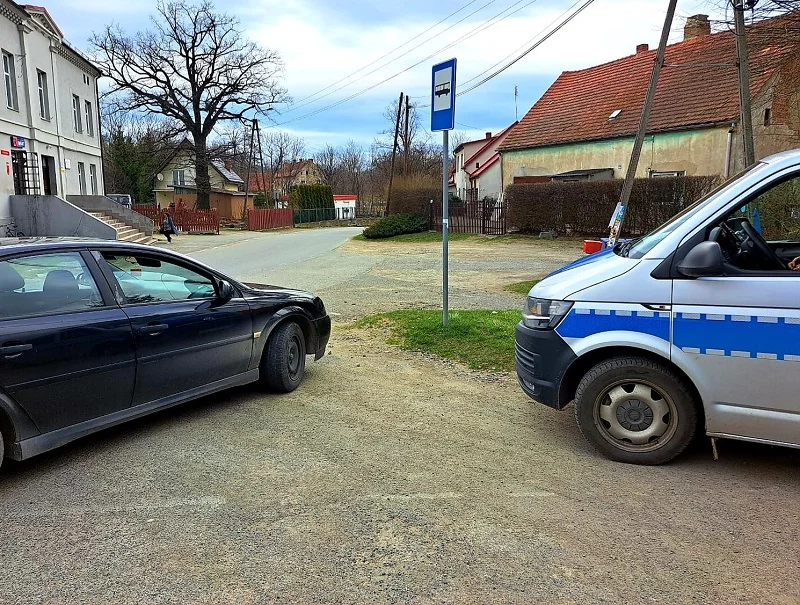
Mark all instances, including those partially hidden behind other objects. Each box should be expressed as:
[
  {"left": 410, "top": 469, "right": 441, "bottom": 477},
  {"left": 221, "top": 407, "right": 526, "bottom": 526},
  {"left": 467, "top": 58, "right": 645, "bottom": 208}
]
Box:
[{"left": 431, "top": 58, "right": 456, "bottom": 132}]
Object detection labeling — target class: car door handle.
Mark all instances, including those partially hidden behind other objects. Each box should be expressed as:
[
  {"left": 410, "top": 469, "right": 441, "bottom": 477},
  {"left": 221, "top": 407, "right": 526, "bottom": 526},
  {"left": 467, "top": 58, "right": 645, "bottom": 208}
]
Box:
[
  {"left": 138, "top": 323, "right": 169, "bottom": 335},
  {"left": 0, "top": 343, "right": 33, "bottom": 358}
]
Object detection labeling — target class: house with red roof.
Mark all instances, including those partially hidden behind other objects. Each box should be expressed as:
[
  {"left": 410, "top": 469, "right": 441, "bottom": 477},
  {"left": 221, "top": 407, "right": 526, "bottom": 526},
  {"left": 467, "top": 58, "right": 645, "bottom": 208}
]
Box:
[
  {"left": 499, "top": 13, "right": 800, "bottom": 189},
  {"left": 452, "top": 125, "right": 516, "bottom": 201}
]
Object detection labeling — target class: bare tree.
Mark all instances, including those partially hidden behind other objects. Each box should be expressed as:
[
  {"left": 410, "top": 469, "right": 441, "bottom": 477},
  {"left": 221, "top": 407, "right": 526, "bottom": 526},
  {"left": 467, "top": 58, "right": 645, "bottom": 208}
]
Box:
[
  {"left": 339, "top": 141, "right": 366, "bottom": 200},
  {"left": 262, "top": 131, "right": 306, "bottom": 195},
  {"left": 314, "top": 144, "right": 342, "bottom": 192},
  {"left": 91, "top": 1, "right": 287, "bottom": 208}
]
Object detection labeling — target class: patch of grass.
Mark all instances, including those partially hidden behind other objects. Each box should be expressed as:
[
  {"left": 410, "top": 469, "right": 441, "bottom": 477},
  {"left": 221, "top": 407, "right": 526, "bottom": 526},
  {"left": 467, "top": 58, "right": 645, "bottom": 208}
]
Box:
[
  {"left": 353, "top": 231, "right": 476, "bottom": 243},
  {"left": 503, "top": 280, "right": 540, "bottom": 296},
  {"left": 358, "top": 309, "right": 520, "bottom": 372}
]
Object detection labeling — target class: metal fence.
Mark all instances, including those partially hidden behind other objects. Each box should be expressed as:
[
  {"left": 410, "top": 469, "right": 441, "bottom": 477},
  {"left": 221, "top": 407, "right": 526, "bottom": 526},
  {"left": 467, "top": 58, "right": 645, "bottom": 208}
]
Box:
[{"left": 430, "top": 199, "right": 507, "bottom": 235}]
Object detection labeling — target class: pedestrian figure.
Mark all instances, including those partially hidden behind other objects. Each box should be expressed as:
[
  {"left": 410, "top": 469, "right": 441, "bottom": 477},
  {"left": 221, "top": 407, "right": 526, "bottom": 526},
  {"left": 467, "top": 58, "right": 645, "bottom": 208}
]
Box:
[{"left": 159, "top": 210, "right": 177, "bottom": 243}]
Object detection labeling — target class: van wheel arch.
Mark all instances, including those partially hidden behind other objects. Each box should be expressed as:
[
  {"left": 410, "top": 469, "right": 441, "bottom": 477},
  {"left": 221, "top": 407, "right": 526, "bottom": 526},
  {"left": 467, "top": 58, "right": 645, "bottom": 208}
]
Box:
[{"left": 560, "top": 347, "right": 704, "bottom": 424}]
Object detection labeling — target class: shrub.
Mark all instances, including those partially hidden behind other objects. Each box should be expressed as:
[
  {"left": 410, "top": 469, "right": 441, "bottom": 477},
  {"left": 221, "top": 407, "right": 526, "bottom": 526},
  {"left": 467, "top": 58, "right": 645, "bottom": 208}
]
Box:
[
  {"left": 289, "top": 184, "right": 334, "bottom": 210},
  {"left": 505, "top": 176, "right": 720, "bottom": 236},
  {"left": 253, "top": 191, "right": 270, "bottom": 208},
  {"left": 362, "top": 213, "right": 429, "bottom": 239},
  {"left": 389, "top": 174, "right": 440, "bottom": 217}
]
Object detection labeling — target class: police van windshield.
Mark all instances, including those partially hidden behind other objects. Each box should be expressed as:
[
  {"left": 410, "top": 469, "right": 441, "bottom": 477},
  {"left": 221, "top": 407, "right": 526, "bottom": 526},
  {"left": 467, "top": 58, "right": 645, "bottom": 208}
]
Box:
[{"left": 622, "top": 166, "right": 760, "bottom": 259}]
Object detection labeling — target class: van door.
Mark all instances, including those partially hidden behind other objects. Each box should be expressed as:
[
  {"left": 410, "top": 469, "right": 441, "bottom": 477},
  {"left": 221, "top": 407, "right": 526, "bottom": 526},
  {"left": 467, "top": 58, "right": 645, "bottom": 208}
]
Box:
[{"left": 672, "top": 172, "right": 800, "bottom": 447}]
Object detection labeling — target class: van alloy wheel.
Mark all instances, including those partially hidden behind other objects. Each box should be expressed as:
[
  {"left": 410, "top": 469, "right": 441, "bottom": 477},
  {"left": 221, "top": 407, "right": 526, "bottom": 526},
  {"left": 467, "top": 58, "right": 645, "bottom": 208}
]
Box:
[
  {"left": 574, "top": 356, "right": 698, "bottom": 465},
  {"left": 594, "top": 380, "right": 678, "bottom": 453}
]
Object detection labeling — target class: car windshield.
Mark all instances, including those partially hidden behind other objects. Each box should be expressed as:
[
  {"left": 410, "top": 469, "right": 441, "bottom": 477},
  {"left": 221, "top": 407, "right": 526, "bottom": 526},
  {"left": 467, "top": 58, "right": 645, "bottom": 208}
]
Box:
[{"left": 621, "top": 166, "right": 760, "bottom": 259}]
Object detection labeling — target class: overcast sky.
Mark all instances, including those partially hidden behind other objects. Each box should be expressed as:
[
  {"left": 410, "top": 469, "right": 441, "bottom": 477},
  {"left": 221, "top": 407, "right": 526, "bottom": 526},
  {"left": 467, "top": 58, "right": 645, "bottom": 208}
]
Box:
[{"left": 46, "top": 0, "right": 728, "bottom": 151}]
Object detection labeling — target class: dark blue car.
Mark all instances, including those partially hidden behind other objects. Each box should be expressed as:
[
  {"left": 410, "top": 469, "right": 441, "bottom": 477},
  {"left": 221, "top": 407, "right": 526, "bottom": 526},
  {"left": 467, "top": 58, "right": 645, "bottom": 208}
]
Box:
[{"left": 0, "top": 238, "right": 331, "bottom": 467}]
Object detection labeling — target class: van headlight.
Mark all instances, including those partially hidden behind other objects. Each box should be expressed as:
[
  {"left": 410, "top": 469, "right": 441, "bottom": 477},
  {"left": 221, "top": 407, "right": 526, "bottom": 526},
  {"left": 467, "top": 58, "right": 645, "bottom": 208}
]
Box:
[{"left": 522, "top": 298, "right": 573, "bottom": 329}]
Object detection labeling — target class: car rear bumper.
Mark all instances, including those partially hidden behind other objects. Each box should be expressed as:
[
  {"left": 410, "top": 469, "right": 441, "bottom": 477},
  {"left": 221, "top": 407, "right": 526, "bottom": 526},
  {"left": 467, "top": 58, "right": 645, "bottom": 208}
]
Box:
[
  {"left": 313, "top": 315, "right": 331, "bottom": 360},
  {"left": 515, "top": 321, "right": 576, "bottom": 410}
]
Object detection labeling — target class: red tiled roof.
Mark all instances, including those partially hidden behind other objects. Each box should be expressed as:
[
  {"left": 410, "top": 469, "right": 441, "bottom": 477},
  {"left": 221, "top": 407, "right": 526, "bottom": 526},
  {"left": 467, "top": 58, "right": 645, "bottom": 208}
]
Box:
[
  {"left": 469, "top": 154, "right": 500, "bottom": 179},
  {"left": 463, "top": 123, "right": 517, "bottom": 168},
  {"left": 500, "top": 14, "right": 800, "bottom": 152}
]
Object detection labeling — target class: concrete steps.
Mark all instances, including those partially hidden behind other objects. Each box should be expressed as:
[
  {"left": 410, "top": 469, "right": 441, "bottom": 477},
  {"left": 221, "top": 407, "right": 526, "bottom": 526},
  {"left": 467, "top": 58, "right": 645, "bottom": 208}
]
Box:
[{"left": 88, "top": 212, "right": 156, "bottom": 245}]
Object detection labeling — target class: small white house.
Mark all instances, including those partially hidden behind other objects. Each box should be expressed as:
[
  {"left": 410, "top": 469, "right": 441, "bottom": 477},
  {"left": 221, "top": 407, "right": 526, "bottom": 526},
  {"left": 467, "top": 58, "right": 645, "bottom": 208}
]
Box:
[{"left": 333, "top": 195, "right": 357, "bottom": 220}]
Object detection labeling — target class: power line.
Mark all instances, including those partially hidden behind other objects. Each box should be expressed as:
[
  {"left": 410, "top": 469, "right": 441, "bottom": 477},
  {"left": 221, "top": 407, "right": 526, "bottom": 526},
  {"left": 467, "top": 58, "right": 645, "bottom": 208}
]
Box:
[
  {"left": 275, "top": 0, "right": 543, "bottom": 126},
  {"left": 280, "top": 0, "right": 504, "bottom": 115},
  {"left": 455, "top": 0, "right": 596, "bottom": 99},
  {"left": 287, "top": 0, "right": 485, "bottom": 108}
]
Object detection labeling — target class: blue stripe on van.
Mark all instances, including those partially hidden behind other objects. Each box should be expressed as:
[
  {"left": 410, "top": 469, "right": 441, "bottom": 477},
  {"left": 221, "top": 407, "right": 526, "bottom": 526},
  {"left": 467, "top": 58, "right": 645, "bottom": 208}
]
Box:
[
  {"left": 673, "top": 313, "right": 800, "bottom": 360},
  {"left": 556, "top": 309, "right": 670, "bottom": 341}
]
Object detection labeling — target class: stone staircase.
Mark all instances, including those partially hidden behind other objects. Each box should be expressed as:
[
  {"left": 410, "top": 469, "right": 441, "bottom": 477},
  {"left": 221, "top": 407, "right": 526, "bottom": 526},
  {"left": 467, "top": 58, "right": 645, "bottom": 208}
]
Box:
[{"left": 88, "top": 212, "right": 156, "bottom": 245}]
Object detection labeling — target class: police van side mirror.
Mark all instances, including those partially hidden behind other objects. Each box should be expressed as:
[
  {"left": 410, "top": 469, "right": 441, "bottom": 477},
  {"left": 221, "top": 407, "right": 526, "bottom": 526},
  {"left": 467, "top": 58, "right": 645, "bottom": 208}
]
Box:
[{"left": 677, "top": 241, "right": 725, "bottom": 278}]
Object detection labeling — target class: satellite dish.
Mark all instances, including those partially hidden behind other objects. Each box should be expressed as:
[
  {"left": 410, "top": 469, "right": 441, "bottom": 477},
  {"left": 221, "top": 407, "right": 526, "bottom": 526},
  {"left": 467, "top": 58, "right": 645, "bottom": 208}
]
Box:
[{"left": 156, "top": 173, "right": 164, "bottom": 181}]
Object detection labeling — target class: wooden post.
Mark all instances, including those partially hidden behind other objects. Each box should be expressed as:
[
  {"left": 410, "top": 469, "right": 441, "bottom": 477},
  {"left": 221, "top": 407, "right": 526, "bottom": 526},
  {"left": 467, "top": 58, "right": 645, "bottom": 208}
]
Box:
[
  {"left": 613, "top": 0, "right": 678, "bottom": 243},
  {"left": 387, "top": 92, "right": 404, "bottom": 212},
  {"left": 241, "top": 118, "right": 256, "bottom": 222}
]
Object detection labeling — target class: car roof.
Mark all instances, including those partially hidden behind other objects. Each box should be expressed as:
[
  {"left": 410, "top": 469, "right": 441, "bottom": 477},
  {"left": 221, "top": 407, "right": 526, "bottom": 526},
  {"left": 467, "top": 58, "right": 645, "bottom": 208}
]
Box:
[{"left": 0, "top": 237, "right": 155, "bottom": 255}]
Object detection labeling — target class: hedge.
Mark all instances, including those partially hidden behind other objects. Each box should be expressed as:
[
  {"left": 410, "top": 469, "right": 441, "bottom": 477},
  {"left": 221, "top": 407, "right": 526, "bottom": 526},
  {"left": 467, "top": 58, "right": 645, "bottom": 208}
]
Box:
[
  {"left": 505, "top": 176, "right": 720, "bottom": 236},
  {"left": 388, "top": 175, "right": 439, "bottom": 217},
  {"left": 363, "top": 213, "right": 429, "bottom": 239},
  {"left": 289, "top": 184, "right": 334, "bottom": 210}
]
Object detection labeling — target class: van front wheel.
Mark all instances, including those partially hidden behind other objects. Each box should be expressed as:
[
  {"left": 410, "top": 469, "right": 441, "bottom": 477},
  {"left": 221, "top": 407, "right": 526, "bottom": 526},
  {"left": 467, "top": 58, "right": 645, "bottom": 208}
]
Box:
[{"left": 574, "top": 357, "right": 697, "bottom": 465}]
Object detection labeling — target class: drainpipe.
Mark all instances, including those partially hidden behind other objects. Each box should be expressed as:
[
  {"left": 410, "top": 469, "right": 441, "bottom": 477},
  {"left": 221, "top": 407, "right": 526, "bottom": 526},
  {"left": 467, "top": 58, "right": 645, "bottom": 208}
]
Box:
[{"left": 724, "top": 122, "right": 736, "bottom": 179}]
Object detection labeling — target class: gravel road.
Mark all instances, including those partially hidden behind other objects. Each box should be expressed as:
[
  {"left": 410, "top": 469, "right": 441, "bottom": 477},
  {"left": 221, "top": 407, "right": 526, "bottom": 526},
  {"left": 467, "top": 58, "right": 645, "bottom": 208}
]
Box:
[{"left": 0, "top": 229, "right": 797, "bottom": 604}]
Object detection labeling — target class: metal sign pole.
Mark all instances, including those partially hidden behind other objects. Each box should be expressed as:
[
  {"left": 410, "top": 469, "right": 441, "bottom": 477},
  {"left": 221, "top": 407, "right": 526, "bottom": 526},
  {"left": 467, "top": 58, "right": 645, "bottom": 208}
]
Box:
[
  {"left": 431, "top": 57, "right": 456, "bottom": 327},
  {"left": 442, "top": 129, "right": 449, "bottom": 326}
]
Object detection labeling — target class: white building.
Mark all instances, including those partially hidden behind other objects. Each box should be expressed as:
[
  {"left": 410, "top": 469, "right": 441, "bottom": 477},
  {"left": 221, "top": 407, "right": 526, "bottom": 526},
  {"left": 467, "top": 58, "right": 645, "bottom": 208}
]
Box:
[
  {"left": 333, "top": 194, "right": 357, "bottom": 220},
  {"left": 451, "top": 124, "right": 516, "bottom": 202},
  {"left": 0, "top": 1, "right": 103, "bottom": 234}
]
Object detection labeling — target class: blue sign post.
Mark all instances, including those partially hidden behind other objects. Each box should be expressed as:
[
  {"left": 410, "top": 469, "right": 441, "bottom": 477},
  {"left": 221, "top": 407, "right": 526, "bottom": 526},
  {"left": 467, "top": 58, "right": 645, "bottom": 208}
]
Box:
[{"left": 431, "top": 58, "right": 456, "bottom": 326}]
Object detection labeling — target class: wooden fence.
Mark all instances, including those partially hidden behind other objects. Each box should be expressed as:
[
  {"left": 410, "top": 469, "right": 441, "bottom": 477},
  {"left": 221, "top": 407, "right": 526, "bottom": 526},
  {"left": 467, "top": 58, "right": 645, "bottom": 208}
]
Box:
[
  {"left": 247, "top": 208, "right": 294, "bottom": 231},
  {"left": 133, "top": 205, "right": 220, "bottom": 234},
  {"left": 430, "top": 200, "right": 507, "bottom": 235}
]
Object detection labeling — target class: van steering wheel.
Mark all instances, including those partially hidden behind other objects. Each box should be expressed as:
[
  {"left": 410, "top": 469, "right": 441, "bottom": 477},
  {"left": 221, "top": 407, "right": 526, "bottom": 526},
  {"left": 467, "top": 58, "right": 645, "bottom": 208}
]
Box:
[{"left": 739, "top": 220, "right": 787, "bottom": 270}]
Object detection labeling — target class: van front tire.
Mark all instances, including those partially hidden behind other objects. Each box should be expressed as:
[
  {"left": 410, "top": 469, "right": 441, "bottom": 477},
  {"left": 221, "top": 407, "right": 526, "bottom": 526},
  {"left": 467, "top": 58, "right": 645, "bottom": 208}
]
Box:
[{"left": 574, "top": 357, "right": 697, "bottom": 465}]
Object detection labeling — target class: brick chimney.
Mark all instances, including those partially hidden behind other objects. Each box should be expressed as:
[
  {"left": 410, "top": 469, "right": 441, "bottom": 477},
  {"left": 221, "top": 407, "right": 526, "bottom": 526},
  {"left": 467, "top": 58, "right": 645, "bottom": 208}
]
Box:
[
  {"left": 684, "top": 14, "right": 711, "bottom": 41},
  {"left": 636, "top": 43, "right": 649, "bottom": 54},
  {"left": 224, "top": 160, "right": 232, "bottom": 170},
  {"left": 485, "top": 132, "right": 492, "bottom": 139}
]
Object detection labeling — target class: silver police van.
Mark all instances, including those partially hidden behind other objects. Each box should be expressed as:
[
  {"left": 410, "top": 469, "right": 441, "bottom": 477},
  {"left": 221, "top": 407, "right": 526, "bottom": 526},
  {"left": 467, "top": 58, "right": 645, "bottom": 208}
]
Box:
[{"left": 515, "top": 149, "right": 800, "bottom": 464}]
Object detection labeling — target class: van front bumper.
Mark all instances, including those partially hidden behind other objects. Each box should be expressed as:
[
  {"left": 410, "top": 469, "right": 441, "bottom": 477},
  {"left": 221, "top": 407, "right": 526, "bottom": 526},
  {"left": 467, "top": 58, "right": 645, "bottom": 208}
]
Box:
[{"left": 515, "top": 321, "right": 577, "bottom": 410}]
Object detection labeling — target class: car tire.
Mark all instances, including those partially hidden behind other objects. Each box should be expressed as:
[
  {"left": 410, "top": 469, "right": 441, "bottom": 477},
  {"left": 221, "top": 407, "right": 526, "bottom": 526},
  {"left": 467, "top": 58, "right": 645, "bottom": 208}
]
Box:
[
  {"left": 574, "top": 356, "right": 697, "bottom": 465},
  {"left": 260, "top": 322, "right": 306, "bottom": 393}
]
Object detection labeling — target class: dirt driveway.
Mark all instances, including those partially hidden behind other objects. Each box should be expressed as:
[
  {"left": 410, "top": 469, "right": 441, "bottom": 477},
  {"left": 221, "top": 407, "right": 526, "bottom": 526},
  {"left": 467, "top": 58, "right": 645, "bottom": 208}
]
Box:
[{"left": 0, "top": 231, "right": 797, "bottom": 604}]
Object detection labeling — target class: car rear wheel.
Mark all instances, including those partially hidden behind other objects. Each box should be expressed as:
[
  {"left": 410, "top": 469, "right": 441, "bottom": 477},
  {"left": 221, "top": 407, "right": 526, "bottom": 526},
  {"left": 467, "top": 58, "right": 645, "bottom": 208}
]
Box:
[
  {"left": 260, "top": 322, "right": 306, "bottom": 393},
  {"left": 574, "top": 356, "right": 697, "bottom": 465}
]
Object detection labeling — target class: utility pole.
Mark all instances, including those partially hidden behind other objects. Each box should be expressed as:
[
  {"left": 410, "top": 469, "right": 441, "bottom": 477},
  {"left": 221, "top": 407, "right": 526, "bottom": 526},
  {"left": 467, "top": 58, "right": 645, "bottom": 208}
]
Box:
[
  {"left": 387, "top": 92, "right": 404, "bottom": 212},
  {"left": 611, "top": 0, "right": 678, "bottom": 244},
  {"left": 255, "top": 121, "right": 270, "bottom": 209},
  {"left": 514, "top": 85, "right": 519, "bottom": 122},
  {"left": 734, "top": 0, "right": 756, "bottom": 169},
  {"left": 241, "top": 118, "right": 257, "bottom": 221},
  {"left": 403, "top": 95, "right": 411, "bottom": 175}
]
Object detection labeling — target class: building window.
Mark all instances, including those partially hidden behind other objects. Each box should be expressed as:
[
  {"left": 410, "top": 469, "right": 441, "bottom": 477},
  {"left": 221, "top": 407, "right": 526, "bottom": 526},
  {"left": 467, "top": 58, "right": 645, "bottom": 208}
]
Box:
[
  {"left": 89, "top": 164, "right": 98, "bottom": 195},
  {"left": 649, "top": 170, "right": 686, "bottom": 178},
  {"left": 764, "top": 107, "right": 772, "bottom": 127},
  {"left": 36, "top": 70, "right": 50, "bottom": 120},
  {"left": 85, "top": 100, "right": 94, "bottom": 136},
  {"left": 2, "top": 50, "right": 18, "bottom": 110},
  {"left": 172, "top": 170, "right": 185, "bottom": 186},
  {"left": 72, "top": 95, "right": 82, "bottom": 132},
  {"left": 77, "top": 162, "right": 86, "bottom": 194}
]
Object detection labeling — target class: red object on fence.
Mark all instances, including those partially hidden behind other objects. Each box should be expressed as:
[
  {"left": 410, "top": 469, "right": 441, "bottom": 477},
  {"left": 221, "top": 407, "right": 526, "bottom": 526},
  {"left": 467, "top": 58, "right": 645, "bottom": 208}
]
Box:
[
  {"left": 133, "top": 205, "right": 220, "bottom": 234},
  {"left": 247, "top": 208, "right": 294, "bottom": 231},
  {"left": 583, "top": 240, "right": 603, "bottom": 254}
]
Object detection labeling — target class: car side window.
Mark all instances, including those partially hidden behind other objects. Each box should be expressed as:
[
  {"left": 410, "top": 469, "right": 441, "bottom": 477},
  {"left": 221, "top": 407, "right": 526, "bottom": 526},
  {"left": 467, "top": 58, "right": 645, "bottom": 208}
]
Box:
[
  {"left": 746, "top": 174, "right": 800, "bottom": 241},
  {"left": 101, "top": 253, "right": 217, "bottom": 304},
  {"left": 0, "top": 252, "right": 104, "bottom": 319}
]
